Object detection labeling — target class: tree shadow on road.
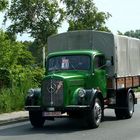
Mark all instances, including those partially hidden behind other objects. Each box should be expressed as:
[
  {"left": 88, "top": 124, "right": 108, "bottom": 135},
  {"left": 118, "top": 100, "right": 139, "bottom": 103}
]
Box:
[
  {"left": 0, "top": 115, "right": 123, "bottom": 137},
  {"left": 0, "top": 118, "right": 88, "bottom": 136}
]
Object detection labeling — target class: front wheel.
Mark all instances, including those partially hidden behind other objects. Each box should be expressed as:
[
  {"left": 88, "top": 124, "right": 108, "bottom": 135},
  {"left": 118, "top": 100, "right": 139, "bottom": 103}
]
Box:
[
  {"left": 29, "top": 111, "right": 45, "bottom": 128},
  {"left": 86, "top": 97, "right": 103, "bottom": 129}
]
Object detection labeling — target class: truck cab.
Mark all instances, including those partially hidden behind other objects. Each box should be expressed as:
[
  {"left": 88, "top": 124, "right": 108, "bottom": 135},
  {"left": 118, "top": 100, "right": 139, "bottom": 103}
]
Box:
[{"left": 43, "top": 50, "right": 107, "bottom": 106}]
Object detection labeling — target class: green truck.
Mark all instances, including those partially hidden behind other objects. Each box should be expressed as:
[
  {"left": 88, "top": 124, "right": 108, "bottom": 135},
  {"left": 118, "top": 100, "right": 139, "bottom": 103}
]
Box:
[{"left": 25, "top": 30, "right": 138, "bottom": 128}]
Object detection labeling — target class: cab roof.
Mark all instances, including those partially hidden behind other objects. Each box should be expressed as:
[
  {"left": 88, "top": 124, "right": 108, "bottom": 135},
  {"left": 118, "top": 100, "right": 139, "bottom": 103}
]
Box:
[{"left": 47, "top": 50, "right": 102, "bottom": 58}]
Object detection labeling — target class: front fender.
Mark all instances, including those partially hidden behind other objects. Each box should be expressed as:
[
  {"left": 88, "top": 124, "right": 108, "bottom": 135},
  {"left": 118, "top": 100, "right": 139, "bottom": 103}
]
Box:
[
  {"left": 71, "top": 88, "right": 82, "bottom": 105},
  {"left": 71, "top": 88, "right": 103, "bottom": 107},
  {"left": 25, "top": 88, "right": 41, "bottom": 106}
]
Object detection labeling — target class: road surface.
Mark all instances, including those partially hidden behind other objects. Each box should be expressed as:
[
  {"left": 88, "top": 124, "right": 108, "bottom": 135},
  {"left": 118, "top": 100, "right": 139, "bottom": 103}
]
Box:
[{"left": 0, "top": 102, "right": 140, "bottom": 140}]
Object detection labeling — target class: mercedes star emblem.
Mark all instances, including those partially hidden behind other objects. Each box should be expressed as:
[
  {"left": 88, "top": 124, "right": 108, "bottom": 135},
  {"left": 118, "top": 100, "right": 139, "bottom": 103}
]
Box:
[{"left": 47, "top": 82, "right": 56, "bottom": 93}]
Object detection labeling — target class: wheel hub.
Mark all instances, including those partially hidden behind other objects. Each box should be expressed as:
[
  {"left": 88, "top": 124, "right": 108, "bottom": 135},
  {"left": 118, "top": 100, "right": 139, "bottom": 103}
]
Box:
[
  {"left": 128, "top": 93, "right": 134, "bottom": 115},
  {"left": 94, "top": 102, "right": 102, "bottom": 124}
]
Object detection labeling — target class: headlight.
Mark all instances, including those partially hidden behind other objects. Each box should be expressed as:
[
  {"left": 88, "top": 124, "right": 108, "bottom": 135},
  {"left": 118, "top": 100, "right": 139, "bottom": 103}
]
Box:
[
  {"left": 78, "top": 89, "right": 86, "bottom": 98},
  {"left": 27, "top": 88, "right": 34, "bottom": 97}
]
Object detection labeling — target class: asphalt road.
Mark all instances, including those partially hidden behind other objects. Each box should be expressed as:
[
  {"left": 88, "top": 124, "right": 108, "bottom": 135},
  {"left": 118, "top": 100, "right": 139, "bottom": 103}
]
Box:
[{"left": 0, "top": 102, "right": 140, "bottom": 140}]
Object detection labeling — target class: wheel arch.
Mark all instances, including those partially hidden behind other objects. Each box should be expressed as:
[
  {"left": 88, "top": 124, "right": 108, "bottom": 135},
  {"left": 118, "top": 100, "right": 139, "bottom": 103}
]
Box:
[
  {"left": 128, "top": 88, "right": 135, "bottom": 101},
  {"left": 90, "top": 91, "right": 104, "bottom": 110}
]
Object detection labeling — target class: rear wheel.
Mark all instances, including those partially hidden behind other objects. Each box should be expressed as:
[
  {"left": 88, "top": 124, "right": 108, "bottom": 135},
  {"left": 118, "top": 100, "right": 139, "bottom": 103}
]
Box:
[
  {"left": 124, "top": 92, "right": 134, "bottom": 118},
  {"left": 29, "top": 111, "right": 45, "bottom": 128},
  {"left": 115, "top": 109, "right": 125, "bottom": 119},
  {"left": 115, "top": 91, "right": 134, "bottom": 119},
  {"left": 86, "top": 97, "right": 103, "bottom": 128}
]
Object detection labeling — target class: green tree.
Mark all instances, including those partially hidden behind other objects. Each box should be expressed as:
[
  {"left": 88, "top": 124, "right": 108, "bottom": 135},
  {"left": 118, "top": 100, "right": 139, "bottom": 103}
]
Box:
[
  {"left": 117, "top": 31, "right": 123, "bottom": 35},
  {"left": 4, "top": 0, "right": 65, "bottom": 45},
  {"left": 0, "top": 30, "right": 44, "bottom": 112},
  {"left": 28, "top": 41, "right": 43, "bottom": 66},
  {"left": 62, "top": 0, "right": 111, "bottom": 31},
  {"left": 124, "top": 30, "right": 140, "bottom": 39},
  {"left": 0, "top": 29, "right": 36, "bottom": 87},
  {"left": 0, "top": 0, "right": 8, "bottom": 11},
  {"left": 0, "top": 30, "right": 34, "bottom": 69},
  {"left": 4, "top": 0, "right": 65, "bottom": 67}
]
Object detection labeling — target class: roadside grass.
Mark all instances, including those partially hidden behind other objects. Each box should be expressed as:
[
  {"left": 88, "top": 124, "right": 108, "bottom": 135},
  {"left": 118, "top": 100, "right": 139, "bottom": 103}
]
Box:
[
  {"left": 134, "top": 87, "right": 140, "bottom": 92},
  {"left": 0, "top": 67, "right": 44, "bottom": 114},
  {"left": 0, "top": 79, "right": 35, "bottom": 114}
]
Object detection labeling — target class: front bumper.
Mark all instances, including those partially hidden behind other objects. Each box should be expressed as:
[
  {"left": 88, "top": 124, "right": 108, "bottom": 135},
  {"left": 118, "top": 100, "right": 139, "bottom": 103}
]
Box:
[{"left": 25, "top": 105, "right": 91, "bottom": 111}]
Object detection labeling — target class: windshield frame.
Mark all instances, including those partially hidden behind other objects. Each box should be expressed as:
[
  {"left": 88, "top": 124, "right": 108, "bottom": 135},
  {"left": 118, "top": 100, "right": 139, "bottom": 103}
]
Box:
[{"left": 47, "top": 54, "right": 91, "bottom": 72}]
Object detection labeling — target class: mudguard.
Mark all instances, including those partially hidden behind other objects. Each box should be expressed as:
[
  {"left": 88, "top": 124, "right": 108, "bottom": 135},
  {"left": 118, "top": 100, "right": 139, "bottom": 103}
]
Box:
[{"left": 25, "top": 88, "right": 41, "bottom": 106}]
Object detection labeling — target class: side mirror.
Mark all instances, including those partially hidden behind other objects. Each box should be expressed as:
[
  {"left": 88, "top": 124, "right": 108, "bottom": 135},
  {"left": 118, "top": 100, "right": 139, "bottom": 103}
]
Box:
[{"left": 106, "top": 60, "right": 112, "bottom": 67}]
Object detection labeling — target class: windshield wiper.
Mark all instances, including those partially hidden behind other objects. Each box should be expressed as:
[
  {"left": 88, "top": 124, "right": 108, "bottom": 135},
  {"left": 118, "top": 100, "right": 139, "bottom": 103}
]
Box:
[{"left": 69, "top": 62, "right": 77, "bottom": 70}]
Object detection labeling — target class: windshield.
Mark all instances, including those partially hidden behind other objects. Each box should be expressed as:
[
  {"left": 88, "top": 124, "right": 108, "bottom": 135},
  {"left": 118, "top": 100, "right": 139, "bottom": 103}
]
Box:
[{"left": 48, "top": 55, "right": 91, "bottom": 71}]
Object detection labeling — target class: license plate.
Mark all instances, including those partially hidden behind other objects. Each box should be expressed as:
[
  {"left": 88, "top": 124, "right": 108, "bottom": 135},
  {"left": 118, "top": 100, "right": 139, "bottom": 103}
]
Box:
[
  {"left": 43, "top": 112, "right": 61, "bottom": 117},
  {"left": 47, "top": 107, "right": 55, "bottom": 111}
]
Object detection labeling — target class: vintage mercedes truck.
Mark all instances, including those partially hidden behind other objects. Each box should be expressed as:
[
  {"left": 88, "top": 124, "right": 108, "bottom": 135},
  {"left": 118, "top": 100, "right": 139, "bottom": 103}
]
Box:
[{"left": 25, "top": 30, "right": 138, "bottom": 128}]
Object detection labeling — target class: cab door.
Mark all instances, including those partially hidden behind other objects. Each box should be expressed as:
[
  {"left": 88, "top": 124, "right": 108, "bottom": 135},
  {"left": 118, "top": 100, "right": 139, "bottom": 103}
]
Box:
[{"left": 92, "top": 55, "right": 107, "bottom": 98}]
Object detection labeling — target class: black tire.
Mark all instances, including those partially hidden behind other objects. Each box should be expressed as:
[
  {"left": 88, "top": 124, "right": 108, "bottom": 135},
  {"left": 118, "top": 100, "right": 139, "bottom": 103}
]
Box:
[
  {"left": 29, "top": 111, "right": 45, "bottom": 128},
  {"left": 115, "top": 108, "right": 125, "bottom": 119},
  {"left": 124, "top": 92, "right": 134, "bottom": 118},
  {"left": 86, "top": 97, "right": 103, "bottom": 129},
  {"left": 115, "top": 92, "right": 134, "bottom": 119}
]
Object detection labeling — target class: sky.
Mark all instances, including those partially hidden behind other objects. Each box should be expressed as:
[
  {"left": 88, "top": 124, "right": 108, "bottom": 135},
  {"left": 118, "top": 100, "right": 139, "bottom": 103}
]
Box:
[
  {"left": 59, "top": 0, "right": 140, "bottom": 34},
  {"left": 94, "top": 0, "right": 140, "bottom": 33},
  {"left": 0, "top": 0, "right": 140, "bottom": 41}
]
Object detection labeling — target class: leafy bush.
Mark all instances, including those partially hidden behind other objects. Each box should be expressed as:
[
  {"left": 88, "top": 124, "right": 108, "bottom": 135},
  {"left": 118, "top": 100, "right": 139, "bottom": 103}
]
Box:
[
  {"left": 0, "top": 69, "right": 42, "bottom": 113},
  {"left": 0, "top": 30, "right": 44, "bottom": 113},
  {"left": 134, "top": 87, "right": 140, "bottom": 92}
]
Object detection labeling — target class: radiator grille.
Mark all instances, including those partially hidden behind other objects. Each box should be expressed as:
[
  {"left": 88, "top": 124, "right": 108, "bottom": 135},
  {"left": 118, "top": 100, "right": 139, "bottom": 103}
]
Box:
[{"left": 42, "top": 79, "right": 63, "bottom": 107}]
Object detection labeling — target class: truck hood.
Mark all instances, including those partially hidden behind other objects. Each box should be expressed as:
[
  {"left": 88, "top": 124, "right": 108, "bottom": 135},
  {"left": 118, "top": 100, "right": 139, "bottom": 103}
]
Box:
[{"left": 44, "top": 71, "right": 89, "bottom": 86}]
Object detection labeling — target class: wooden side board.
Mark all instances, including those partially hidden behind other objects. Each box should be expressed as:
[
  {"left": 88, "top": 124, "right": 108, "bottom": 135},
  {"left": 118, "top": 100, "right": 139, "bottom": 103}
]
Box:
[{"left": 107, "top": 76, "right": 140, "bottom": 90}]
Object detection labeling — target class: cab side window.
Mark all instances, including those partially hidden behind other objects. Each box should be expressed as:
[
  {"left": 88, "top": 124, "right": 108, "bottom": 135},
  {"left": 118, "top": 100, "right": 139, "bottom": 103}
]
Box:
[{"left": 94, "top": 56, "right": 105, "bottom": 69}]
